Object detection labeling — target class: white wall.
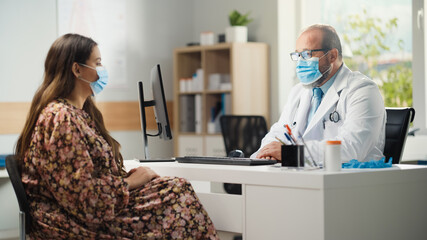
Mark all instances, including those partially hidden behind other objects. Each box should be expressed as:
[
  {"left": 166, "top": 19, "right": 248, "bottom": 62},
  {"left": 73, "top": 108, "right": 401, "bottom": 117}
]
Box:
[
  {"left": 0, "top": 0, "right": 193, "bottom": 233},
  {"left": 0, "top": 0, "right": 289, "bottom": 158},
  {"left": 0, "top": 0, "right": 194, "bottom": 159},
  {"left": 0, "top": 0, "right": 58, "bottom": 156},
  {"left": 106, "top": 0, "right": 193, "bottom": 159},
  {"left": 0, "top": 0, "right": 290, "bottom": 235},
  {"left": 191, "top": 0, "right": 281, "bottom": 122}
]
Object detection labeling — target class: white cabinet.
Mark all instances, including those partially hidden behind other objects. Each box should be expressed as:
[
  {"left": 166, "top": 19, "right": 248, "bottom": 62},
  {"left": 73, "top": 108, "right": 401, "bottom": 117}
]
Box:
[
  {"left": 177, "top": 135, "right": 203, "bottom": 157},
  {"left": 205, "top": 135, "right": 226, "bottom": 157}
]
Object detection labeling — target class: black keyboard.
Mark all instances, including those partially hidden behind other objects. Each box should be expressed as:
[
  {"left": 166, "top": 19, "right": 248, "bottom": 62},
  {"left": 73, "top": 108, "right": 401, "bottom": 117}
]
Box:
[
  {"left": 139, "top": 158, "right": 175, "bottom": 163},
  {"left": 175, "top": 156, "right": 277, "bottom": 166}
]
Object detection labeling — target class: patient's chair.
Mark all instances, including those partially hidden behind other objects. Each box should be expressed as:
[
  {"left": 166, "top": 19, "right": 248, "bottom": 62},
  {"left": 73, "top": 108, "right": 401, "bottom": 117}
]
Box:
[
  {"left": 6, "top": 155, "right": 32, "bottom": 240},
  {"left": 384, "top": 107, "right": 415, "bottom": 164},
  {"left": 220, "top": 115, "right": 268, "bottom": 194}
]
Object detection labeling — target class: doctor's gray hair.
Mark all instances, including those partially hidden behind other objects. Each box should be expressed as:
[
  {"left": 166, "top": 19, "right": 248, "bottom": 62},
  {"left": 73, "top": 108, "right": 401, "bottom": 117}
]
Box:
[{"left": 306, "top": 24, "right": 343, "bottom": 60}]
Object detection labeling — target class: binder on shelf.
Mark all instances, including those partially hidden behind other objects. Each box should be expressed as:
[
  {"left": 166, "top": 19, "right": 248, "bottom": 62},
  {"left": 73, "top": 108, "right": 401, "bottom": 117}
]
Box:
[
  {"left": 195, "top": 94, "right": 202, "bottom": 133},
  {"left": 179, "top": 95, "right": 195, "bottom": 132},
  {"left": 221, "top": 93, "right": 231, "bottom": 115}
]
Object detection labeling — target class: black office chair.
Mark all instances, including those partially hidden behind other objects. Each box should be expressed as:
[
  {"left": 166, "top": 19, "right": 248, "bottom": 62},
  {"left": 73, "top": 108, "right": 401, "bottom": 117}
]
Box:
[
  {"left": 220, "top": 115, "right": 268, "bottom": 157},
  {"left": 384, "top": 107, "right": 415, "bottom": 164},
  {"left": 220, "top": 115, "right": 268, "bottom": 194},
  {"left": 6, "top": 155, "right": 32, "bottom": 240}
]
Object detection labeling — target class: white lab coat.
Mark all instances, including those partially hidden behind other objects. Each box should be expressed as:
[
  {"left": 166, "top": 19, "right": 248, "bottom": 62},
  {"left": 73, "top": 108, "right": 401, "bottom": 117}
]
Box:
[{"left": 251, "top": 64, "right": 386, "bottom": 164}]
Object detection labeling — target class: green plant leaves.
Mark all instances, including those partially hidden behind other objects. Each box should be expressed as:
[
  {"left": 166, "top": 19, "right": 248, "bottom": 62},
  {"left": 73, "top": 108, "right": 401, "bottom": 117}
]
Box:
[
  {"left": 229, "top": 10, "right": 253, "bottom": 26},
  {"left": 343, "top": 8, "right": 412, "bottom": 107}
]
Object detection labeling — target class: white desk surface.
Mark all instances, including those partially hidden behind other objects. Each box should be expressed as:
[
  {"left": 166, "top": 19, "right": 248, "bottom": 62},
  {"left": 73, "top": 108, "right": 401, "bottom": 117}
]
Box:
[
  {"left": 1, "top": 160, "right": 427, "bottom": 239},
  {"left": 0, "top": 169, "right": 8, "bottom": 179},
  {"left": 126, "top": 160, "right": 427, "bottom": 189},
  {"left": 125, "top": 160, "right": 427, "bottom": 240}
]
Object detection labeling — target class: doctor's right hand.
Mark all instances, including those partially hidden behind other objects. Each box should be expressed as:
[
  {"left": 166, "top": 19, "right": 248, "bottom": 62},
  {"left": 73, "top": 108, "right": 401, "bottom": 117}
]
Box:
[
  {"left": 256, "top": 141, "right": 283, "bottom": 161},
  {"left": 125, "top": 166, "right": 159, "bottom": 190}
]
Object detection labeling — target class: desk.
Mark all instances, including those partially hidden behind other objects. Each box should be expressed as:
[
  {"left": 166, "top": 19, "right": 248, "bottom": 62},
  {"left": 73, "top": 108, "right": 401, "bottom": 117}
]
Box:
[
  {"left": 0, "top": 169, "right": 19, "bottom": 239},
  {"left": 125, "top": 160, "right": 427, "bottom": 240}
]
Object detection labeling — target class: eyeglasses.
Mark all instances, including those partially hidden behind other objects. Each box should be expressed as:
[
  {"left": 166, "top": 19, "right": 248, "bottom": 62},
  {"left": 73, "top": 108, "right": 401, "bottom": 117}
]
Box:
[{"left": 289, "top": 49, "right": 329, "bottom": 61}]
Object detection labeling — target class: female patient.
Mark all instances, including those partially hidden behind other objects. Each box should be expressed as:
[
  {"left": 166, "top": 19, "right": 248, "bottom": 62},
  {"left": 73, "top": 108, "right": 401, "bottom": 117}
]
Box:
[{"left": 15, "top": 33, "right": 218, "bottom": 239}]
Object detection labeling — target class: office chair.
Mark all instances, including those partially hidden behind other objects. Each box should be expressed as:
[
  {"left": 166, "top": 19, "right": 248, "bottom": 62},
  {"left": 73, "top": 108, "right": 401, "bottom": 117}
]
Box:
[
  {"left": 220, "top": 115, "right": 268, "bottom": 194},
  {"left": 220, "top": 115, "right": 268, "bottom": 157},
  {"left": 6, "top": 155, "right": 32, "bottom": 240},
  {"left": 384, "top": 107, "right": 415, "bottom": 164}
]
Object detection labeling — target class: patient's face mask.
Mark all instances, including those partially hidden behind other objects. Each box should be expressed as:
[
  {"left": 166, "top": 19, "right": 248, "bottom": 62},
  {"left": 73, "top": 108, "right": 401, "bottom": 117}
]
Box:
[
  {"left": 78, "top": 63, "right": 108, "bottom": 96},
  {"left": 296, "top": 51, "right": 331, "bottom": 85}
]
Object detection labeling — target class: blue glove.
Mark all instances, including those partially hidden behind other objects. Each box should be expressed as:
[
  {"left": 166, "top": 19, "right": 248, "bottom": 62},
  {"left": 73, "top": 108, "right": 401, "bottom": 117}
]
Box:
[{"left": 342, "top": 157, "right": 393, "bottom": 169}]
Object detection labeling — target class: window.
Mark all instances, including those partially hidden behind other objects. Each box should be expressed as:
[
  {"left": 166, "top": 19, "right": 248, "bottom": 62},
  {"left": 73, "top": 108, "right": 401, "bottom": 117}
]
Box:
[{"left": 301, "top": 0, "right": 413, "bottom": 108}]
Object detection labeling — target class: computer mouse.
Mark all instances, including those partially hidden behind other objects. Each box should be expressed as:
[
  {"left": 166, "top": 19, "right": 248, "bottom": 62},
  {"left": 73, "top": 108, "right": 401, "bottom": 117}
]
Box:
[{"left": 228, "top": 149, "right": 245, "bottom": 158}]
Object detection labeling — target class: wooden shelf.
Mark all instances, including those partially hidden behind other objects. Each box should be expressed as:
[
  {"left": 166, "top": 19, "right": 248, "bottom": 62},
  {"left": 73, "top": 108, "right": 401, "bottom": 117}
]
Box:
[
  {"left": 173, "top": 43, "right": 269, "bottom": 157},
  {"left": 205, "top": 90, "right": 232, "bottom": 94},
  {"left": 177, "top": 132, "right": 204, "bottom": 136},
  {"left": 178, "top": 91, "right": 203, "bottom": 95},
  {"left": 178, "top": 90, "right": 232, "bottom": 95}
]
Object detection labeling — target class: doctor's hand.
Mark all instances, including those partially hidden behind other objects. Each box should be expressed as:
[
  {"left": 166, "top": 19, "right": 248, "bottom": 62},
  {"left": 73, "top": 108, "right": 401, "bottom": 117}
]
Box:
[
  {"left": 125, "top": 167, "right": 159, "bottom": 190},
  {"left": 256, "top": 141, "right": 283, "bottom": 161}
]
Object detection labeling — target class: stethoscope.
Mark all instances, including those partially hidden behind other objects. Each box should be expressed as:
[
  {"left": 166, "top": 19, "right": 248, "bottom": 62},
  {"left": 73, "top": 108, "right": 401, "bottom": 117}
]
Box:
[
  {"left": 329, "top": 106, "right": 340, "bottom": 123},
  {"left": 291, "top": 98, "right": 341, "bottom": 128}
]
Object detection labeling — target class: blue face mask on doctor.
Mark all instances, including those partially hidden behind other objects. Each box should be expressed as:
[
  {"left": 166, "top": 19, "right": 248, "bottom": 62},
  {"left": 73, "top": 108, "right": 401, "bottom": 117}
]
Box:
[
  {"left": 78, "top": 63, "right": 108, "bottom": 96},
  {"left": 296, "top": 51, "right": 331, "bottom": 85}
]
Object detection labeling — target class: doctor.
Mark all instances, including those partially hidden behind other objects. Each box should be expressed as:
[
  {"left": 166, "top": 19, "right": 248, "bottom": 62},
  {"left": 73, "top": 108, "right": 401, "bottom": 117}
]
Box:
[{"left": 252, "top": 24, "right": 386, "bottom": 164}]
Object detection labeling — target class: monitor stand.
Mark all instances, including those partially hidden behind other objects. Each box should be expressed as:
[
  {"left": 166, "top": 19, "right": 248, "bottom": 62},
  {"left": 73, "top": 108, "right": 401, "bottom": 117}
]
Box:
[{"left": 138, "top": 81, "right": 175, "bottom": 162}]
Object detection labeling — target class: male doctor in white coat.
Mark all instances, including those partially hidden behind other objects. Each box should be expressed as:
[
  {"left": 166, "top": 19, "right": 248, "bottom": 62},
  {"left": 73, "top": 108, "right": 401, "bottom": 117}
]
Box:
[{"left": 252, "top": 24, "right": 386, "bottom": 164}]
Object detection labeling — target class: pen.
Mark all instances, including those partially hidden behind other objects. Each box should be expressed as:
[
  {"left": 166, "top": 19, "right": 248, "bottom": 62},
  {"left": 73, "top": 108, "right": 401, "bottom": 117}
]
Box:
[
  {"left": 284, "top": 132, "right": 295, "bottom": 145},
  {"left": 285, "top": 124, "right": 292, "bottom": 135},
  {"left": 275, "top": 136, "right": 286, "bottom": 145},
  {"left": 285, "top": 124, "right": 298, "bottom": 144}
]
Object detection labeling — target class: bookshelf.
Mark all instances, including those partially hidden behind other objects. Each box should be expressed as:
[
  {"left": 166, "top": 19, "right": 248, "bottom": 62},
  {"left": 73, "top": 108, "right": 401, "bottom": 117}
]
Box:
[{"left": 173, "top": 43, "right": 269, "bottom": 157}]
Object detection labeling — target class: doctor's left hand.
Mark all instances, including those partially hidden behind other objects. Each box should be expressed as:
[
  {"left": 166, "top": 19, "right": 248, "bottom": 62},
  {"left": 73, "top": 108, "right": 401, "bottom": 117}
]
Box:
[{"left": 256, "top": 141, "right": 282, "bottom": 161}]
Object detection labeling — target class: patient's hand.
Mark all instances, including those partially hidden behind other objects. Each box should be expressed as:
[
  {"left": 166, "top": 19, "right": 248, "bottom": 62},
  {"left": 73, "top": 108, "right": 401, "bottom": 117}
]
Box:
[
  {"left": 256, "top": 141, "right": 282, "bottom": 161},
  {"left": 125, "top": 167, "right": 159, "bottom": 190}
]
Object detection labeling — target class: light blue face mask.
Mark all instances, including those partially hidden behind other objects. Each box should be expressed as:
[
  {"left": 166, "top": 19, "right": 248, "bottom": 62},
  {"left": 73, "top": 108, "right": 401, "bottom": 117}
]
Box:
[
  {"left": 78, "top": 63, "right": 108, "bottom": 96},
  {"left": 296, "top": 52, "right": 330, "bottom": 85}
]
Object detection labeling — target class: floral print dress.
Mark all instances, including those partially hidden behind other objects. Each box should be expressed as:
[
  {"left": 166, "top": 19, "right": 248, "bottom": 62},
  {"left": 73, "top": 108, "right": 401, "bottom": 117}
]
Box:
[{"left": 22, "top": 99, "right": 218, "bottom": 239}]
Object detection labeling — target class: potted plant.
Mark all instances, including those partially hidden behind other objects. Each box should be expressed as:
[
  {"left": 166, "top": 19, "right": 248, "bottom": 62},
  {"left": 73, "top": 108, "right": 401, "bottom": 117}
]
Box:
[{"left": 226, "top": 10, "right": 253, "bottom": 43}]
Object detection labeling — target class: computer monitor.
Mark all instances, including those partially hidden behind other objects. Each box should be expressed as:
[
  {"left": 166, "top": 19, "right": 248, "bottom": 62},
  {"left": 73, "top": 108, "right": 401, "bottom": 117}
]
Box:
[{"left": 138, "top": 64, "right": 172, "bottom": 160}]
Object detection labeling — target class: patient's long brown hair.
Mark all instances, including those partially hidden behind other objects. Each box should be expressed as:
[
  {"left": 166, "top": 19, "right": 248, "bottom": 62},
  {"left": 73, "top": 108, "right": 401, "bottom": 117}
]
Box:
[{"left": 15, "top": 33, "right": 125, "bottom": 174}]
